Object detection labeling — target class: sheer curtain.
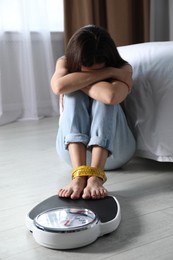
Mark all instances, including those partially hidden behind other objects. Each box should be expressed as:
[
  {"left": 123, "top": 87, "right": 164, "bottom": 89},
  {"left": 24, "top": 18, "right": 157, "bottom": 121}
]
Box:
[{"left": 0, "top": 0, "right": 64, "bottom": 125}]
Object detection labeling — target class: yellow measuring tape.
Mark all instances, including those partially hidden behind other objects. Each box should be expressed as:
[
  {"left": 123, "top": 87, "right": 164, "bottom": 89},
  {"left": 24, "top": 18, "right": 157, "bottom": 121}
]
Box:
[{"left": 72, "top": 165, "right": 107, "bottom": 182}]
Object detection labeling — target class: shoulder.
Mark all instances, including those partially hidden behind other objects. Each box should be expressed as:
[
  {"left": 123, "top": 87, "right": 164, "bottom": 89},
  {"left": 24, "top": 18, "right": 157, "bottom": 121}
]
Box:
[
  {"left": 55, "top": 56, "right": 67, "bottom": 73},
  {"left": 56, "top": 56, "right": 66, "bottom": 66}
]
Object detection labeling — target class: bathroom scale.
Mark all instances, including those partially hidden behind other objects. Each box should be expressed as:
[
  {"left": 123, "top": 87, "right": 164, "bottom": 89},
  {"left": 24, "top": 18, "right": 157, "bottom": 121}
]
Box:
[{"left": 26, "top": 195, "right": 121, "bottom": 249}]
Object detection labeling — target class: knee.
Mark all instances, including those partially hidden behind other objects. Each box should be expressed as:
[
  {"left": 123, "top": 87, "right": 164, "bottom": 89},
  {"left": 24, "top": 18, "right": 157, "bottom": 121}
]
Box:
[
  {"left": 92, "top": 100, "right": 119, "bottom": 113},
  {"left": 65, "top": 91, "right": 89, "bottom": 103},
  {"left": 64, "top": 91, "right": 90, "bottom": 111}
]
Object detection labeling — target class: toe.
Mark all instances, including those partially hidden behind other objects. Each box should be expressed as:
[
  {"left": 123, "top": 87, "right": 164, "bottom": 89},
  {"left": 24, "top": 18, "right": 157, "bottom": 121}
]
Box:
[
  {"left": 82, "top": 187, "right": 91, "bottom": 199},
  {"left": 58, "top": 188, "right": 73, "bottom": 198},
  {"left": 58, "top": 188, "right": 65, "bottom": 197},
  {"left": 71, "top": 189, "right": 81, "bottom": 199},
  {"left": 91, "top": 188, "right": 108, "bottom": 199}
]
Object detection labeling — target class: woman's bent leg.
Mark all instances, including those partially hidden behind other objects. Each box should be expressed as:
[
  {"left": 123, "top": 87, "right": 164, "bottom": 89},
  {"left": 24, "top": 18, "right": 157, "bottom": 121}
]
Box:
[
  {"left": 83, "top": 101, "right": 117, "bottom": 199},
  {"left": 57, "top": 91, "right": 91, "bottom": 199},
  {"left": 56, "top": 91, "right": 91, "bottom": 165},
  {"left": 83, "top": 101, "right": 136, "bottom": 198}
]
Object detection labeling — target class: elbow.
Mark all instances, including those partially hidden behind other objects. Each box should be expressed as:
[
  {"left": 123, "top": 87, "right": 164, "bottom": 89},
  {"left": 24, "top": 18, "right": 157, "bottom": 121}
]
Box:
[
  {"left": 102, "top": 83, "right": 120, "bottom": 105},
  {"left": 106, "top": 82, "right": 129, "bottom": 105},
  {"left": 105, "top": 92, "right": 127, "bottom": 105},
  {"left": 50, "top": 78, "right": 64, "bottom": 95},
  {"left": 104, "top": 91, "right": 118, "bottom": 105},
  {"left": 107, "top": 95, "right": 118, "bottom": 105}
]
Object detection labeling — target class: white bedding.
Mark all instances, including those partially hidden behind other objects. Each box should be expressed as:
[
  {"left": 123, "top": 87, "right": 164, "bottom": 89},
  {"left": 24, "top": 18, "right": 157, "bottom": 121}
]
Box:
[{"left": 118, "top": 42, "right": 173, "bottom": 162}]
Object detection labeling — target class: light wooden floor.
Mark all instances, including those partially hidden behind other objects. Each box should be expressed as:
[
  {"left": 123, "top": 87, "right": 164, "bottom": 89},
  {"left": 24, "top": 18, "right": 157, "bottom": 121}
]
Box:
[{"left": 1, "top": 117, "right": 173, "bottom": 260}]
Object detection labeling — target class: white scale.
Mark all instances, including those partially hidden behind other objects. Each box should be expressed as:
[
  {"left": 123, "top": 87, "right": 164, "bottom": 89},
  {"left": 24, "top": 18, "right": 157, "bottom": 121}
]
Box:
[{"left": 26, "top": 195, "right": 121, "bottom": 249}]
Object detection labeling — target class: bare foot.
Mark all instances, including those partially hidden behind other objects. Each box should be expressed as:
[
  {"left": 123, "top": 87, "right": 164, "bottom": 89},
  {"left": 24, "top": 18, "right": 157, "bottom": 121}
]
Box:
[
  {"left": 82, "top": 176, "right": 108, "bottom": 199},
  {"left": 58, "top": 176, "right": 87, "bottom": 199}
]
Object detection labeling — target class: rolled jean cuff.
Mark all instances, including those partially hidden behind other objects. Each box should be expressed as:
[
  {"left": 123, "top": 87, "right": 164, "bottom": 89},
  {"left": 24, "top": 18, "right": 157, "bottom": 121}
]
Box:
[
  {"left": 64, "top": 133, "right": 89, "bottom": 149},
  {"left": 88, "top": 136, "right": 113, "bottom": 155}
]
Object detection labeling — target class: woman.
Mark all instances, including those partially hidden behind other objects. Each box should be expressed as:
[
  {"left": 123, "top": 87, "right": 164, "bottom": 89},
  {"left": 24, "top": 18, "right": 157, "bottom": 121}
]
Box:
[{"left": 51, "top": 25, "right": 136, "bottom": 200}]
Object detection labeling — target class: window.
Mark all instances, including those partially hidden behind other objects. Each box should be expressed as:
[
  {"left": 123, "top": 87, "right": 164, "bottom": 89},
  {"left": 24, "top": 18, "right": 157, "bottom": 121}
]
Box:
[{"left": 0, "top": 0, "right": 64, "bottom": 32}]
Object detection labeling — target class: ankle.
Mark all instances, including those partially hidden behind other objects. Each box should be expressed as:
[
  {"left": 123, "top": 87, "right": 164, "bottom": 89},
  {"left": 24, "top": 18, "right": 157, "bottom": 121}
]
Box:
[
  {"left": 73, "top": 176, "right": 88, "bottom": 182},
  {"left": 87, "top": 176, "right": 104, "bottom": 184}
]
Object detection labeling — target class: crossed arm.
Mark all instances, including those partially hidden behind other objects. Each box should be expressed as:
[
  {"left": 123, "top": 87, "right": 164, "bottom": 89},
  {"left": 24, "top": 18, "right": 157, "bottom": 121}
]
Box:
[{"left": 50, "top": 56, "right": 133, "bottom": 105}]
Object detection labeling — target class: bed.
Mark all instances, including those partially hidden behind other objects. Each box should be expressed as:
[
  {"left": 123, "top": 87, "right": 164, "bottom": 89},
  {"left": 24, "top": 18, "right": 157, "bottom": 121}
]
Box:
[{"left": 118, "top": 41, "right": 173, "bottom": 162}]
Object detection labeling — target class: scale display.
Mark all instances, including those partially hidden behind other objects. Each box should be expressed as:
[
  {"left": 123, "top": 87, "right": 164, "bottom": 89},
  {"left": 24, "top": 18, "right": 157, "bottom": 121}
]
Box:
[{"left": 34, "top": 207, "right": 98, "bottom": 231}]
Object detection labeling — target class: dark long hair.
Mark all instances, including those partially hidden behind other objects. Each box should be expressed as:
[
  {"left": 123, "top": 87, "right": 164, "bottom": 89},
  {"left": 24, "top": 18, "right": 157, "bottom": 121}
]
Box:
[{"left": 65, "top": 25, "right": 128, "bottom": 73}]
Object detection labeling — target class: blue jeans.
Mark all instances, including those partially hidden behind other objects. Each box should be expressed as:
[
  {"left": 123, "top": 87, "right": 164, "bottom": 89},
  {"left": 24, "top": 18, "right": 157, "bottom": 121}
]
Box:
[{"left": 56, "top": 91, "right": 136, "bottom": 170}]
